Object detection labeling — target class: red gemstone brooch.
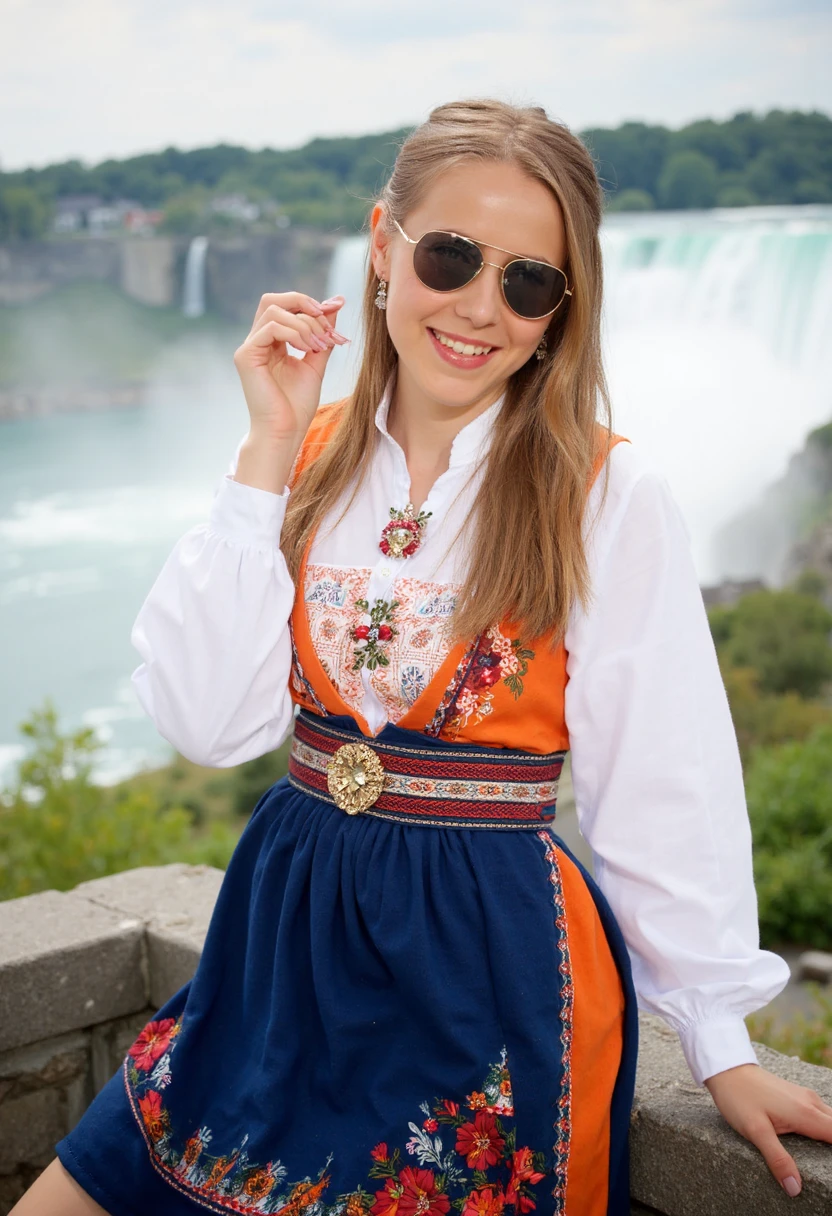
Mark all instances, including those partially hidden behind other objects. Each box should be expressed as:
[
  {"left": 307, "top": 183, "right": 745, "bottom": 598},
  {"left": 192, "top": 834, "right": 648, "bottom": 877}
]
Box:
[{"left": 379, "top": 502, "right": 432, "bottom": 559}]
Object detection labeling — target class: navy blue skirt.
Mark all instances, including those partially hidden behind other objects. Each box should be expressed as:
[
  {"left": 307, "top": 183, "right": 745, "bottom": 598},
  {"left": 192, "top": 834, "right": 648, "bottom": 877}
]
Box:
[{"left": 56, "top": 715, "right": 638, "bottom": 1216}]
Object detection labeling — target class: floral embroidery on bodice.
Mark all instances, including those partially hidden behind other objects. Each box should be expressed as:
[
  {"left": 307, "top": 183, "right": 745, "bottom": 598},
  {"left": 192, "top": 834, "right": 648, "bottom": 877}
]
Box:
[{"left": 304, "top": 564, "right": 460, "bottom": 725}]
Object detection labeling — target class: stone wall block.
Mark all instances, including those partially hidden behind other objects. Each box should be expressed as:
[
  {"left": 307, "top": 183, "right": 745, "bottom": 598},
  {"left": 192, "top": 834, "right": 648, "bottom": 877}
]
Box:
[
  {"left": 0, "top": 1089, "right": 67, "bottom": 1173},
  {"left": 75, "top": 863, "right": 224, "bottom": 1007},
  {"left": 630, "top": 1015, "right": 832, "bottom": 1214},
  {"left": 0, "top": 1030, "right": 89, "bottom": 1105},
  {"left": 0, "top": 890, "right": 147, "bottom": 1053},
  {"left": 89, "top": 1007, "right": 156, "bottom": 1095}
]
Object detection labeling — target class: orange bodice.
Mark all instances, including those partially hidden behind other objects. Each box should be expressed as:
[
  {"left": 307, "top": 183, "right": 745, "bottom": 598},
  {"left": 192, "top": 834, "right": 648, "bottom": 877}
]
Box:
[{"left": 288, "top": 401, "right": 628, "bottom": 754}]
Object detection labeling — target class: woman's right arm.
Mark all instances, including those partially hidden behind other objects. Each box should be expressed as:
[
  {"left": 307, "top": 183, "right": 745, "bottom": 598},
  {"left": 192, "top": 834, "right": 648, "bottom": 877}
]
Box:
[{"left": 129, "top": 290, "right": 348, "bottom": 767}]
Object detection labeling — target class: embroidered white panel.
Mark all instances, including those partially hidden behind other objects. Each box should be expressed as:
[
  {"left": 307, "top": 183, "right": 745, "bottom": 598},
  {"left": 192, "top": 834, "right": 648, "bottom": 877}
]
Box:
[{"left": 304, "top": 563, "right": 459, "bottom": 722}]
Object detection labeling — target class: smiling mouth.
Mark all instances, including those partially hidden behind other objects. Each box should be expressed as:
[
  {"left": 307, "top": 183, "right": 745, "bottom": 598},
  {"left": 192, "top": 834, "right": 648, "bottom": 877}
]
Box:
[{"left": 429, "top": 328, "right": 496, "bottom": 357}]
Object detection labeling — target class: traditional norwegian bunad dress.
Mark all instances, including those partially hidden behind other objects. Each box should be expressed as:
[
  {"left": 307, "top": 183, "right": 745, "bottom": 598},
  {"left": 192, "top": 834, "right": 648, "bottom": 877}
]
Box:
[{"left": 56, "top": 389, "right": 790, "bottom": 1216}]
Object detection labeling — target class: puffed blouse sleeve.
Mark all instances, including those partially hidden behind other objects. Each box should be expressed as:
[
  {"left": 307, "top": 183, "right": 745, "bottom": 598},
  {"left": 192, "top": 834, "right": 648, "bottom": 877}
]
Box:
[
  {"left": 563, "top": 440, "right": 790, "bottom": 1086},
  {"left": 129, "top": 438, "right": 297, "bottom": 767}
]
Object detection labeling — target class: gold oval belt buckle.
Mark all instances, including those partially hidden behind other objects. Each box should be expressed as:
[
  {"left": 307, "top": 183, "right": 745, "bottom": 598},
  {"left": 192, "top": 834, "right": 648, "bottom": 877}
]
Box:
[{"left": 326, "top": 742, "right": 385, "bottom": 814}]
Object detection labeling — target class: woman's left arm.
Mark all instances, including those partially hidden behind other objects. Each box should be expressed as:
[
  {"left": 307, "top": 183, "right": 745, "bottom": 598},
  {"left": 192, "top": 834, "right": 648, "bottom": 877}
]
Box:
[{"left": 564, "top": 440, "right": 832, "bottom": 1197}]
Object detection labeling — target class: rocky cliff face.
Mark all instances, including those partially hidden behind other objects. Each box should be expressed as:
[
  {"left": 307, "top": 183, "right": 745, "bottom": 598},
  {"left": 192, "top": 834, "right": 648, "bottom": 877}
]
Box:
[
  {"left": 0, "top": 231, "right": 338, "bottom": 320},
  {"left": 713, "top": 420, "right": 832, "bottom": 599}
]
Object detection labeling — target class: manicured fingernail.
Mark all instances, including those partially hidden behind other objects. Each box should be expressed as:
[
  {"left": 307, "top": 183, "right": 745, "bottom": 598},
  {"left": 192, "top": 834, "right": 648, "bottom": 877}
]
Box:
[
  {"left": 320, "top": 296, "right": 344, "bottom": 307},
  {"left": 311, "top": 336, "right": 328, "bottom": 351},
  {"left": 333, "top": 332, "right": 349, "bottom": 344},
  {"left": 782, "top": 1176, "right": 801, "bottom": 1197}
]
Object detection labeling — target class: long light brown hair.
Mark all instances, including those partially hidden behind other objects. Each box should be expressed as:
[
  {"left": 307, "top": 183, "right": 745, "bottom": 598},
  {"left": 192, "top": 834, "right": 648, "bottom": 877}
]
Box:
[{"left": 282, "top": 98, "right": 613, "bottom": 647}]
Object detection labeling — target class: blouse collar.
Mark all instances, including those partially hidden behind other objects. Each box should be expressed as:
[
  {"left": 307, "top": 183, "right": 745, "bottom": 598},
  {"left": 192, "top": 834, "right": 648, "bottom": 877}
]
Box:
[{"left": 374, "top": 382, "right": 505, "bottom": 470}]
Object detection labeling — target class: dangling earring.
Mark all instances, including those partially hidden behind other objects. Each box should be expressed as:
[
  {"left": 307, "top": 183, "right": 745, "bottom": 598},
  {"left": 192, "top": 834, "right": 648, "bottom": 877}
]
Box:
[
  {"left": 375, "top": 277, "right": 388, "bottom": 310},
  {"left": 535, "top": 332, "right": 548, "bottom": 362}
]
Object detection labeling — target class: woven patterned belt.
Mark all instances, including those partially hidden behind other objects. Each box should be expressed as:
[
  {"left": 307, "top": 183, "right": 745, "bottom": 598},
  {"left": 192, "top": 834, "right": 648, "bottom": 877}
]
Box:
[{"left": 288, "top": 712, "right": 565, "bottom": 829}]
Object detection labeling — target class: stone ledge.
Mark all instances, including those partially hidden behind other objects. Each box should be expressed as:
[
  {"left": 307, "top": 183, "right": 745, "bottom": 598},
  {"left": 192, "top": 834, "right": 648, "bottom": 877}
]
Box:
[
  {"left": 0, "top": 889, "right": 147, "bottom": 1053},
  {"left": 74, "top": 863, "right": 225, "bottom": 1006},
  {"left": 632, "top": 1014, "right": 832, "bottom": 1214},
  {"left": 0, "top": 865, "right": 223, "bottom": 1053}
]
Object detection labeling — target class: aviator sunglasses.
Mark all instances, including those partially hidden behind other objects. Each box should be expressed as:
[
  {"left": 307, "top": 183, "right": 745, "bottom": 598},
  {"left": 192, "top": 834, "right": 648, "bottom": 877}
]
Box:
[{"left": 392, "top": 218, "right": 572, "bottom": 321}]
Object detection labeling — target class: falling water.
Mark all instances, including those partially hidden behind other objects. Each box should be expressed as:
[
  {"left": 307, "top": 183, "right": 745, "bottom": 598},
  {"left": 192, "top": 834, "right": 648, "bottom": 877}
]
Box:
[
  {"left": 182, "top": 235, "right": 209, "bottom": 318},
  {"left": 321, "top": 206, "right": 832, "bottom": 580},
  {"left": 600, "top": 205, "right": 832, "bottom": 578}
]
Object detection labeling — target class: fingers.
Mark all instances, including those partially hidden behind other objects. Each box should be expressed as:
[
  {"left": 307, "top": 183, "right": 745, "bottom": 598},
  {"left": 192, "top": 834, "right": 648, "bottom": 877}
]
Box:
[
  {"left": 252, "top": 291, "right": 324, "bottom": 328},
  {"left": 795, "top": 1103, "right": 832, "bottom": 1141},
  {"left": 744, "top": 1119, "right": 802, "bottom": 1196},
  {"left": 249, "top": 304, "right": 349, "bottom": 355},
  {"left": 806, "top": 1089, "right": 832, "bottom": 1119},
  {"left": 251, "top": 291, "right": 347, "bottom": 336}
]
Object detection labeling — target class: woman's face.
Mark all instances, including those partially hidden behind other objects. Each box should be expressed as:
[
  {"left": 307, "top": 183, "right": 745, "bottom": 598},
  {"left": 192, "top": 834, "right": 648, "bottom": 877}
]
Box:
[{"left": 371, "top": 159, "right": 568, "bottom": 416}]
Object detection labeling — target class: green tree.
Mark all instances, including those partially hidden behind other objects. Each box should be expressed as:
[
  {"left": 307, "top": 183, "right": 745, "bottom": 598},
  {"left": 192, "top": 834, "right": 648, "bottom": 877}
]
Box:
[
  {"left": 672, "top": 120, "right": 745, "bottom": 172},
  {"left": 0, "top": 185, "right": 49, "bottom": 239},
  {"left": 719, "top": 664, "right": 832, "bottom": 767},
  {"left": 716, "top": 184, "right": 760, "bottom": 208},
  {"left": 746, "top": 724, "right": 832, "bottom": 949},
  {"left": 228, "top": 744, "right": 292, "bottom": 818},
  {"left": 582, "top": 121, "right": 671, "bottom": 199},
  {"left": 709, "top": 589, "right": 832, "bottom": 699},
  {"left": 657, "top": 150, "right": 719, "bottom": 209},
  {"left": 0, "top": 702, "right": 237, "bottom": 901},
  {"left": 606, "top": 188, "right": 655, "bottom": 212},
  {"left": 159, "top": 193, "right": 206, "bottom": 235}
]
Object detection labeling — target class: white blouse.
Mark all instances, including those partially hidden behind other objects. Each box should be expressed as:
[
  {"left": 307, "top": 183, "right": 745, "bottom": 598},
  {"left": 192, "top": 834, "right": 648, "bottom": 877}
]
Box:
[{"left": 130, "top": 388, "right": 790, "bottom": 1087}]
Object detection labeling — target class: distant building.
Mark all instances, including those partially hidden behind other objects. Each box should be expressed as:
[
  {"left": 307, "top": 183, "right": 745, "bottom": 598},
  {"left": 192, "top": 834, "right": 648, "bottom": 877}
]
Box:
[
  {"left": 52, "top": 196, "right": 163, "bottom": 236},
  {"left": 700, "top": 578, "right": 767, "bottom": 608},
  {"left": 52, "top": 194, "right": 103, "bottom": 233},
  {"left": 87, "top": 199, "right": 144, "bottom": 234},
  {"left": 210, "top": 193, "right": 261, "bottom": 223},
  {"left": 123, "top": 207, "right": 165, "bottom": 235}
]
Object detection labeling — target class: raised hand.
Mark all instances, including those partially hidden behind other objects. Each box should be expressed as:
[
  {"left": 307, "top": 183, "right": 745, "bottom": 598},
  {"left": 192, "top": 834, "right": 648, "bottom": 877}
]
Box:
[{"left": 231, "top": 291, "right": 348, "bottom": 493}]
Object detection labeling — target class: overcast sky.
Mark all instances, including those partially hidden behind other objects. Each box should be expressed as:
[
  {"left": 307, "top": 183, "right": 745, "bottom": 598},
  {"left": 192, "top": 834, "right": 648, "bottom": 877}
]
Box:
[{"left": 2, "top": 0, "right": 830, "bottom": 171}]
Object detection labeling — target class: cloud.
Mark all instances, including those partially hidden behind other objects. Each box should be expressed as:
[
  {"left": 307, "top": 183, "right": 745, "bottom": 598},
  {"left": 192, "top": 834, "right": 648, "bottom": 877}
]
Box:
[{"left": 1, "top": 0, "right": 829, "bottom": 170}]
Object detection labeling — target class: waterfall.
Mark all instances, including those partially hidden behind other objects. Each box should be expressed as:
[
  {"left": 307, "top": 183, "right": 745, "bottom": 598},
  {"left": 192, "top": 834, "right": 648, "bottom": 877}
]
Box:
[
  {"left": 320, "top": 235, "right": 369, "bottom": 403},
  {"left": 600, "top": 204, "right": 832, "bottom": 578},
  {"left": 182, "top": 235, "right": 209, "bottom": 318},
  {"left": 320, "top": 205, "right": 832, "bottom": 581}
]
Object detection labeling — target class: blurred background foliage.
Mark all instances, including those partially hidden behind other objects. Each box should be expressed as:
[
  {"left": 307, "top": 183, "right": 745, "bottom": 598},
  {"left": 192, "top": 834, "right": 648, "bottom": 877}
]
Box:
[
  {"left": 708, "top": 578, "right": 832, "bottom": 953},
  {"left": 0, "top": 702, "right": 290, "bottom": 902},
  {"left": 1, "top": 109, "right": 831, "bottom": 240}
]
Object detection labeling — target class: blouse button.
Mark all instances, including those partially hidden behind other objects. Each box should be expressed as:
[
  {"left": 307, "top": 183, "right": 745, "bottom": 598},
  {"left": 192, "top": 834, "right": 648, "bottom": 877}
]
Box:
[{"left": 380, "top": 566, "right": 392, "bottom": 578}]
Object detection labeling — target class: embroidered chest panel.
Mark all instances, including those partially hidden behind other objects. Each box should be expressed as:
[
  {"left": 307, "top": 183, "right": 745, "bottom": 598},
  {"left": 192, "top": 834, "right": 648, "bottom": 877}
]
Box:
[{"left": 303, "top": 564, "right": 459, "bottom": 725}]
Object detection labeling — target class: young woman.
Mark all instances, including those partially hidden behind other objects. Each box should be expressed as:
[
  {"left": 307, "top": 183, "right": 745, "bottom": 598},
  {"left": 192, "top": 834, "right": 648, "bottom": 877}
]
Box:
[{"left": 15, "top": 99, "right": 832, "bottom": 1216}]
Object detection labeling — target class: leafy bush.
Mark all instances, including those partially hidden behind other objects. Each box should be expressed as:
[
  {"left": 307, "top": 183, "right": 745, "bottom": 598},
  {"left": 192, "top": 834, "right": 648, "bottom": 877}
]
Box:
[
  {"left": 747, "top": 984, "right": 832, "bottom": 1069},
  {"left": 0, "top": 702, "right": 239, "bottom": 901},
  {"left": 745, "top": 723, "right": 832, "bottom": 949},
  {"left": 709, "top": 589, "right": 832, "bottom": 699},
  {"left": 720, "top": 665, "right": 832, "bottom": 766},
  {"left": 227, "top": 743, "right": 292, "bottom": 818},
  {"left": 657, "top": 150, "right": 719, "bottom": 209}
]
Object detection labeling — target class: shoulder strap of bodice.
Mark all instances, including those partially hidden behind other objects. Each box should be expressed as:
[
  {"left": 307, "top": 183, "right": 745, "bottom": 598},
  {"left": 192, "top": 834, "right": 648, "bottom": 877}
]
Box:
[
  {"left": 290, "top": 398, "right": 349, "bottom": 486},
  {"left": 590, "top": 422, "right": 630, "bottom": 489}
]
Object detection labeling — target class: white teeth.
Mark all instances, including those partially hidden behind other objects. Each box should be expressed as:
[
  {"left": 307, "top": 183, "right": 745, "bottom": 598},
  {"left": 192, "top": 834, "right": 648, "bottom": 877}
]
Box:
[{"left": 432, "top": 329, "right": 492, "bottom": 357}]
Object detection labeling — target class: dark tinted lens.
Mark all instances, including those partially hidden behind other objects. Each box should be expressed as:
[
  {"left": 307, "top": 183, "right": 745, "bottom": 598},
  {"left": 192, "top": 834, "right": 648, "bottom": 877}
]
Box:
[
  {"left": 503, "top": 260, "right": 566, "bottom": 318},
  {"left": 413, "top": 232, "right": 482, "bottom": 292}
]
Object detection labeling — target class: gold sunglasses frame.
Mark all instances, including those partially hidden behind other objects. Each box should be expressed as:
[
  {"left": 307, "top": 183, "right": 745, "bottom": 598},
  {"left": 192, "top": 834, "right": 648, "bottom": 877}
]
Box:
[{"left": 392, "top": 218, "right": 572, "bottom": 320}]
